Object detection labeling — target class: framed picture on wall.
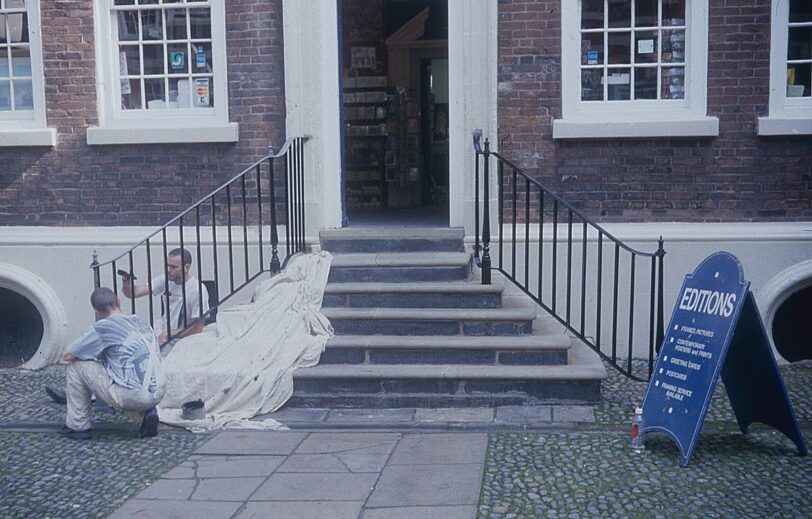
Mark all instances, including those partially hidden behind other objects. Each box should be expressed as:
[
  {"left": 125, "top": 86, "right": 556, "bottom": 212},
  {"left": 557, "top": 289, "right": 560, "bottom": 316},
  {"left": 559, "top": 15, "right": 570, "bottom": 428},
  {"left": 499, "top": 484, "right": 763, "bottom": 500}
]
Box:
[{"left": 351, "top": 46, "right": 377, "bottom": 70}]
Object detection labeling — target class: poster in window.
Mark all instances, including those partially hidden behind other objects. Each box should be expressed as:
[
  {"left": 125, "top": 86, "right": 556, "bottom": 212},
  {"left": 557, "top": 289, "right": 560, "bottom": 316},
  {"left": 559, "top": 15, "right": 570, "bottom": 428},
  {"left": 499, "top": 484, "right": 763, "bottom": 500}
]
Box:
[
  {"left": 119, "top": 51, "right": 131, "bottom": 95},
  {"left": 194, "top": 78, "right": 209, "bottom": 107}
]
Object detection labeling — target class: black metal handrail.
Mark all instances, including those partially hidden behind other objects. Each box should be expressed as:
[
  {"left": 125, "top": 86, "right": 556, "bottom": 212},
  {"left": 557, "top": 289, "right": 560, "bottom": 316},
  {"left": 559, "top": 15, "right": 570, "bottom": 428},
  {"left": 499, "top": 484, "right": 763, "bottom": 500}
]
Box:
[
  {"left": 91, "top": 136, "right": 309, "bottom": 344},
  {"left": 473, "top": 133, "right": 665, "bottom": 381}
]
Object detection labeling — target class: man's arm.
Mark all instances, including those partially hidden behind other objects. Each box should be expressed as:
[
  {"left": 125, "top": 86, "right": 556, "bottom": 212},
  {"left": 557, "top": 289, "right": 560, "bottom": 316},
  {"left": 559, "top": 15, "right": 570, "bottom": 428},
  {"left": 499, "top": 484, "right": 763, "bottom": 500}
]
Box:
[{"left": 121, "top": 275, "right": 151, "bottom": 299}]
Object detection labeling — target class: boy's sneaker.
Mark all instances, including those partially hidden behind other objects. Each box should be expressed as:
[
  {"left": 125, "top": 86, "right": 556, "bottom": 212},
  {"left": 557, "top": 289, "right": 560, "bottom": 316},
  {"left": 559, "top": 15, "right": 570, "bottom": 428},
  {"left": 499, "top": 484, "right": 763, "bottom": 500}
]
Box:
[
  {"left": 60, "top": 425, "right": 91, "bottom": 440},
  {"left": 137, "top": 407, "right": 159, "bottom": 438}
]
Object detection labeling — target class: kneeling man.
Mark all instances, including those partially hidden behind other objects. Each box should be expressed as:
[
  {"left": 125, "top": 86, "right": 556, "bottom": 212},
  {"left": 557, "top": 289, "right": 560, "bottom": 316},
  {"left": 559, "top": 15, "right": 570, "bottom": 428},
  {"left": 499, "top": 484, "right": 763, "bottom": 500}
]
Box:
[{"left": 60, "top": 287, "right": 165, "bottom": 439}]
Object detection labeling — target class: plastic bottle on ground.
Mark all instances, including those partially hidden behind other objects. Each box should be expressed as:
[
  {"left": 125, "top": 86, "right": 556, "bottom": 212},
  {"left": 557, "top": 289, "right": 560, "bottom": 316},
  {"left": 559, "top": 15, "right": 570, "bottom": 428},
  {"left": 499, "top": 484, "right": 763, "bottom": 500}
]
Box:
[{"left": 631, "top": 406, "right": 645, "bottom": 453}]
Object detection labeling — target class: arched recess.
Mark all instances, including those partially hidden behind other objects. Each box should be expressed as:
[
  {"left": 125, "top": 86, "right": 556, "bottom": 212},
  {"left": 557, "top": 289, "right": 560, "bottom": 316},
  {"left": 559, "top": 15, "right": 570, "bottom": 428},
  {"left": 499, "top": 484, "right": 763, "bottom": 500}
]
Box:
[
  {"left": 756, "top": 259, "right": 812, "bottom": 363},
  {"left": 0, "top": 263, "right": 68, "bottom": 369}
]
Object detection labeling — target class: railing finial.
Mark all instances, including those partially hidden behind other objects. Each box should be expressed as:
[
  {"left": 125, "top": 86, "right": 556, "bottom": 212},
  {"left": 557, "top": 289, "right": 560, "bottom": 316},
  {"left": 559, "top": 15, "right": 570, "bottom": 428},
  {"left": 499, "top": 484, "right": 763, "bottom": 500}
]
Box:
[{"left": 91, "top": 250, "right": 101, "bottom": 288}]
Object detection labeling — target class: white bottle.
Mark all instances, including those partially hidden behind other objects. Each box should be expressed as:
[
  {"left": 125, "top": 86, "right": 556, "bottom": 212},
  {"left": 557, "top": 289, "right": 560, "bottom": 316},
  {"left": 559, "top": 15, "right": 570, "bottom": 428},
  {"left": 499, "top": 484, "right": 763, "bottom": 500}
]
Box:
[{"left": 631, "top": 406, "right": 645, "bottom": 453}]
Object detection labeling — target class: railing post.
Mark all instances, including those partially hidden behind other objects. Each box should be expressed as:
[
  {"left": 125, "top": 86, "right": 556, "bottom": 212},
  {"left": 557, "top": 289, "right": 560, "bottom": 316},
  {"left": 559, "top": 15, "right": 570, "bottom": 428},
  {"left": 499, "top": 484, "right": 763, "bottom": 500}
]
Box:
[
  {"left": 481, "top": 139, "right": 491, "bottom": 285},
  {"left": 269, "top": 154, "right": 281, "bottom": 274},
  {"left": 91, "top": 251, "right": 100, "bottom": 289},
  {"left": 655, "top": 236, "right": 666, "bottom": 353}
]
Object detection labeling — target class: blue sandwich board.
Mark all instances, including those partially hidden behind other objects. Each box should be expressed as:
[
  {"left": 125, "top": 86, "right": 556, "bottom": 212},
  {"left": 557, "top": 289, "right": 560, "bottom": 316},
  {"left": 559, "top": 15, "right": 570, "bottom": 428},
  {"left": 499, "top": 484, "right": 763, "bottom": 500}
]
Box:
[{"left": 641, "top": 251, "right": 807, "bottom": 467}]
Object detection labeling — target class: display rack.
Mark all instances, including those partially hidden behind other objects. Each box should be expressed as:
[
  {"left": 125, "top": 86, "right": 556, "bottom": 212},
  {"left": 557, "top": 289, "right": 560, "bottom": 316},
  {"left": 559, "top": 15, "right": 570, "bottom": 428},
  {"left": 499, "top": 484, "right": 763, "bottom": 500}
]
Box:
[{"left": 343, "top": 75, "right": 388, "bottom": 210}]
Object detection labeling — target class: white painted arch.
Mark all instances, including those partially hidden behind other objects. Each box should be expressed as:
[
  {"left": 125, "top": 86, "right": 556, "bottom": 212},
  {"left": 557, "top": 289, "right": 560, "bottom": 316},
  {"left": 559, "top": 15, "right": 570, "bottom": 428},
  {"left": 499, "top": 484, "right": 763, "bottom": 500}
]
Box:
[
  {"left": 0, "top": 262, "right": 68, "bottom": 370},
  {"left": 281, "top": 0, "right": 498, "bottom": 237},
  {"left": 756, "top": 259, "right": 812, "bottom": 364}
]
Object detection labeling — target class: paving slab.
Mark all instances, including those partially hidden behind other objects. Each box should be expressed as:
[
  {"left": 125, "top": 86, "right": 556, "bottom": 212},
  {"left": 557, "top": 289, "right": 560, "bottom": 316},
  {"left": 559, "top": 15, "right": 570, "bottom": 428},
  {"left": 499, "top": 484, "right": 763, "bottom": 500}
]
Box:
[
  {"left": 108, "top": 499, "right": 241, "bottom": 519},
  {"left": 367, "top": 463, "right": 484, "bottom": 507},
  {"left": 363, "top": 505, "right": 477, "bottom": 519},
  {"left": 184, "top": 455, "right": 285, "bottom": 477},
  {"left": 195, "top": 431, "right": 307, "bottom": 455},
  {"left": 190, "top": 477, "right": 266, "bottom": 501},
  {"left": 277, "top": 453, "right": 353, "bottom": 473},
  {"left": 326, "top": 408, "right": 416, "bottom": 422},
  {"left": 135, "top": 478, "right": 196, "bottom": 500},
  {"left": 552, "top": 404, "right": 596, "bottom": 423},
  {"left": 295, "top": 431, "right": 400, "bottom": 454},
  {"left": 251, "top": 472, "right": 379, "bottom": 501},
  {"left": 495, "top": 405, "right": 552, "bottom": 423},
  {"left": 388, "top": 433, "right": 488, "bottom": 465},
  {"left": 414, "top": 407, "right": 495, "bottom": 423},
  {"left": 235, "top": 501, "right": 364, "bottom": 519}
]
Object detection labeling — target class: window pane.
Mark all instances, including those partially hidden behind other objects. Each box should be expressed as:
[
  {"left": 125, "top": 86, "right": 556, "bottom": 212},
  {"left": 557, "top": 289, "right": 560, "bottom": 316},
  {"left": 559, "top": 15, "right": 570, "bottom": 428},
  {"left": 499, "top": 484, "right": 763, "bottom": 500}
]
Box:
[
  {"left": 141, "top": 9, "right": 163, "bottom": 40},
  {"left": 661, "top": 66, "right": 684, "bottom": 99},
  {"left": 10, "top": 46, "right": 31, "bottom": 76},
  {"left": 6, "top": 11, "right": 27, "bottom": 43},
  {"left": 118, "top": 11, "right": 139, "bottom": 41},
  {"left": 139, "top": 0, "right": 159, "bottom": 5},
  {"left": 121, "top": 78, "right": 142, "bottom": 109},
  {"left": 634, "top": 66, "right": 657, "bottom": 99},
  {"left": 144, "top": 77, "right": 165, "bottom": 107},
  {"left": 635, "top": 0, "right": 658, "bottom": 27},
  {"left": 165, "top": 9, "right": 187, "bottom": 40},
  {"left": 635, "top": 31, "right": 657, "bottom": 63},
  {"left": 114, "top": 0, "right": 136, "bottom": 5},
  {"left": 168, "top": 76, "right": 185, "bottom": 108},
  {"left": 189, "top": 8, "right": 211, "bottom": 39},
  {"left": 663, "top": 0, "right": 685, "bottom": 25},
  {"left": 142, "top": 44, "right": 164, "bottom": 74},
  {"left": 662, "top": 29, "right": 685, "bottom": 63},
  {"left": 12, "top": 78, "right": 31, "bottom": 109},
  {"left": 787, "top": 64, "right": 811, "bottom": 97},
  {"left": 0, "top": 15, "right": 5, "bottom": 44},
  {"left": 167, "top": 43, "right": 188, "bottom": 73},
  {"left": 608, "top": 32, "right": 631, "bottom": 64},
  {"left": 581, "top": 69, "right": 603, "bottom": 101},
  {"left": 192, "top": 76, "right": 212, "bottom": 108},
  {"left": 788, "top": 27, "right": 811, "bottom": 61},
  {"left": 120, "top": 46, "right": 141, "bottom": 75},
  {"left": 581, "top": 32, "right": 604, "bottom": 65},
  {"left": 582, "top": 0, "right": 604, "bottom": 29},
  {"left": 191, "top": 42, "right": 211, "bottom": 72},
  {"left": 790, "top": 0, "right": 812, "bottom": 23},
  {"left": 607, "top": 68, "right": 631, "bottom": 100},
  {"left": 0, "top": 80, "right": 9, "bottom": 110},
  {"left": 0, "top": 49, "right": 8, "bottom": 77},
  {"left": 608, "top": 0, "right": 631, "bottom": 28}
]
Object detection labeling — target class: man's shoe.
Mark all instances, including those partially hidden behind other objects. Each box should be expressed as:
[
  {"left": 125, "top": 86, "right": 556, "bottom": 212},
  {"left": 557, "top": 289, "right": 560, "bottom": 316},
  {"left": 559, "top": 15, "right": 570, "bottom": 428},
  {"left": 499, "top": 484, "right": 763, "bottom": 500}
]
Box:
[
  {"left": 59, "top": 425, "right": 91, "bottom": 440},
  {"left": 137, "top": 407, "right": 159, "bottom": 438},
  {"left": 45, "top": 385, "right": 67, "bottom": 405}
]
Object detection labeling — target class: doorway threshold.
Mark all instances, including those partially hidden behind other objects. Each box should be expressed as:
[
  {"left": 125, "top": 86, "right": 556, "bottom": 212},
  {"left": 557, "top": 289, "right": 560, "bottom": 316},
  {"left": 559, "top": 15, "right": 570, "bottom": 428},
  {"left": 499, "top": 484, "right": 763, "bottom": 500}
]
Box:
[{"left": 346, "top": 205, "right": 449, "bottom": 228}]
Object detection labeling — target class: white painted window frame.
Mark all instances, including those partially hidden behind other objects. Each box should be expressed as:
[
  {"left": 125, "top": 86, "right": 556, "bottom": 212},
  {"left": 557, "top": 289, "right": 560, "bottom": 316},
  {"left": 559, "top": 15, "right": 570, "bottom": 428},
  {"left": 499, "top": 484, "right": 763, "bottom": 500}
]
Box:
[
  {"left": 88, "top": 0, "right": 237, "bottom": 145},
  {"left": 758, "top": 0, "right": 812, "bottom": 136},
  {"left": 555, "top": 0, "right": 718, "bottom": 139},
  {"left": 0, "top": 0, "right": 55, "bottom": 147}
]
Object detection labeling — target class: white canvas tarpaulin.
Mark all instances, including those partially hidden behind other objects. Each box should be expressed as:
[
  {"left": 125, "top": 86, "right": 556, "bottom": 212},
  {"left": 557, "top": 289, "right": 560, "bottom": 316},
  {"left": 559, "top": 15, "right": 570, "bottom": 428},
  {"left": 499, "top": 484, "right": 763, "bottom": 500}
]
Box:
[{"left": 156, "top": 251, "right": 333, "bottom": 431}]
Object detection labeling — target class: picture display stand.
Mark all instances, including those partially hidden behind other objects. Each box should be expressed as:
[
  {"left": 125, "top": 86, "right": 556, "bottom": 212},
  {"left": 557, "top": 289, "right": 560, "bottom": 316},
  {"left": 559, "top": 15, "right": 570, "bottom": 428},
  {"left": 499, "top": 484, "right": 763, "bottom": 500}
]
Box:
[{"left": 641, "top": 251, "right": 807, "bottom": 467}]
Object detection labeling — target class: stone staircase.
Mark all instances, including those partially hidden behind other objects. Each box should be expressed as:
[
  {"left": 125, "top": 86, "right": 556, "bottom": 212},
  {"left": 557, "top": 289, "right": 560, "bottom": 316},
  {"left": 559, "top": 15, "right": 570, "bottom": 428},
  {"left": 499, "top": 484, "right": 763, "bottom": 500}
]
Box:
[{"left": 289, "top": 227, "right": 606, "bottom": 408}]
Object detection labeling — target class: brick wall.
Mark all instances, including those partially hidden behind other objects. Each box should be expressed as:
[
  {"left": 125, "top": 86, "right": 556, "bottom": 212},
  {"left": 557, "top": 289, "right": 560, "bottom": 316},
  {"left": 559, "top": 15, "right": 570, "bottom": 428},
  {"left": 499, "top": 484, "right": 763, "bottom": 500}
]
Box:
[
  {"left": 0, "top": 0, "right": 286, "bottom": 226},
  {"left": 498, "top": 0, "right": 812, "bottom": 222}
]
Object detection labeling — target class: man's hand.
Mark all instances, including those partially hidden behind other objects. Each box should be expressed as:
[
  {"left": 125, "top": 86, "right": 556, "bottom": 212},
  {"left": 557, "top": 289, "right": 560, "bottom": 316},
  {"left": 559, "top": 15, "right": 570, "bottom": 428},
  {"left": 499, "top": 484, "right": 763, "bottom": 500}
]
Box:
[{"left": 61, "top": 350, "right": 78, "bottom": 363}]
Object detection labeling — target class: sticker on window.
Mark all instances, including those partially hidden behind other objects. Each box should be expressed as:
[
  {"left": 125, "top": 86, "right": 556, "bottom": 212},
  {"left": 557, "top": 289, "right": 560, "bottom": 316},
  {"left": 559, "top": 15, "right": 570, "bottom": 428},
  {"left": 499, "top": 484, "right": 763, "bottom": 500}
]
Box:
[
  {"left": 170, "top": 52, "right": 186, "bottom": 70},
  {"left": 196, "top": 51, "right": 207, "bottom": 69},
  {"left": 587, "top": 50, "right": 599, "bottom": 65},
  {"left": 638, "top": 39, "right": 654, "bottom": 54},
  {"left": 194, "top": 78, "right": 210, "bottom": 107}
]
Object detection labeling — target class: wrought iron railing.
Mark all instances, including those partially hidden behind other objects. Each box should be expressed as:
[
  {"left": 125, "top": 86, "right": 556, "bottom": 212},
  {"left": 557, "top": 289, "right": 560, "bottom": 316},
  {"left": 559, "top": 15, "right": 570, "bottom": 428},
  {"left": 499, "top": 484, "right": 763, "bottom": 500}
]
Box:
[
  {"left": 473, "top": 133, "right": 665, "bottom": 381},
  {"left": 91, "top": 136, "right": 309, "bottom": 343}
]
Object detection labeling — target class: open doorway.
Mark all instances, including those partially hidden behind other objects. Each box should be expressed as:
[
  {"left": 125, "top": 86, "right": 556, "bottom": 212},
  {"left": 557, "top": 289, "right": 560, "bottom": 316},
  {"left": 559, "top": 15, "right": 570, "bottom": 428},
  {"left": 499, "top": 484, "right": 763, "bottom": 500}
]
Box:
[{"left": 339, "top": 0, "right": 449, "bottom": 227}]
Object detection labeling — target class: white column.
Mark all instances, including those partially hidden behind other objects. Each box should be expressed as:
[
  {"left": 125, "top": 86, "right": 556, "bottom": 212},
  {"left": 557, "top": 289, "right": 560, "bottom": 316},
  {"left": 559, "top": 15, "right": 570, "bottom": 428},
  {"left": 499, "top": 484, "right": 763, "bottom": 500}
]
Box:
[
  {"left": 283, "top": 0, "right": 344, "bottom": 238},
  {"left": 447, "top": 0, "right": 498, "bottom": 234}
]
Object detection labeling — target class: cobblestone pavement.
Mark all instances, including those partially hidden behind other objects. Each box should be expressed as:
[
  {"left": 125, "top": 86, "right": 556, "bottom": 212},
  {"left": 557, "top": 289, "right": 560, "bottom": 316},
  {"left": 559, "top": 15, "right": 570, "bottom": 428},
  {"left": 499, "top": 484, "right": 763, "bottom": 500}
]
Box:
[{"left": 1, "top": 360, "right": 809, "bottom": 518}]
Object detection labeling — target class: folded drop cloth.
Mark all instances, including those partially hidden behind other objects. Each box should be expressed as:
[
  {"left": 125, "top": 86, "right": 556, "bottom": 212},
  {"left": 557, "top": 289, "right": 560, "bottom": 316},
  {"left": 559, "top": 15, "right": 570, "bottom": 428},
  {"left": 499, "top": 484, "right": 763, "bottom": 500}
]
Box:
[{"left": 157, "top": 251, "right": 333, "bottom": 431}]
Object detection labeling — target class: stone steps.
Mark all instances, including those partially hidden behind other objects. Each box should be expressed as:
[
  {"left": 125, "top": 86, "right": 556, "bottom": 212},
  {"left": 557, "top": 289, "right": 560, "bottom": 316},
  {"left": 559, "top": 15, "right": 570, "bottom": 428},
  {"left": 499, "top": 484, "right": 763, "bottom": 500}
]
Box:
[
  {"left": 323, "top": 280, "right": 504, "bottom": 308},
  {"left": 319, "top": 334, "right": 571, "bottom": 366},
  {"left": 289, "top": 226, "right": 606, "bottom": 408}
]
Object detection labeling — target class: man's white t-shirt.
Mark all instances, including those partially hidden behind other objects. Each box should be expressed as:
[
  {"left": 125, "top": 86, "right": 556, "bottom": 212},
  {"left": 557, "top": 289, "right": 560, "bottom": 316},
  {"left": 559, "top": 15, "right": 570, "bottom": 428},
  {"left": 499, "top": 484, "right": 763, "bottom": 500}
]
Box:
[{"left": 151, "top": 274, "right": 209, "bottom": 337}]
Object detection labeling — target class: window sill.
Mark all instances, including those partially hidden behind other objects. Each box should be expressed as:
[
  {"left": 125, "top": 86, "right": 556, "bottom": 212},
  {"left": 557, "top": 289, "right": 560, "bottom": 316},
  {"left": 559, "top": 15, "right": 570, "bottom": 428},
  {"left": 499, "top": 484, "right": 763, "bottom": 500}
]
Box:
[
  {"left": 0, "top": 128, "right": 57, "bottom": 147},
  {"left": 757, "top": 117, "right": 812, "bottom": 136},
  {"left": 86, "top": 123, "right": 239, "bottom": 145},
  {"left": 552, "top": 118, "right": 719, "bottom": 139}
]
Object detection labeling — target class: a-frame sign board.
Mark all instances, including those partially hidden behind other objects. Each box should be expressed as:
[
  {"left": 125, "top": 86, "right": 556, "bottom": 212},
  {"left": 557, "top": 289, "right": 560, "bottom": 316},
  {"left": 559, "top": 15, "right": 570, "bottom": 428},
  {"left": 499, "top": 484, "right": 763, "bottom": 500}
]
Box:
[{"left": 641, "top": 251, "right": 807, "bottom": 467}]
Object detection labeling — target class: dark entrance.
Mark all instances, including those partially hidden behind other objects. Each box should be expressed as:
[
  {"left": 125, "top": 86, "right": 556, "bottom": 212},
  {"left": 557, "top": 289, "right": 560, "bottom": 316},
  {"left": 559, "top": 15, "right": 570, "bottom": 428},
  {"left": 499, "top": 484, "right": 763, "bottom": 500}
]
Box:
[
  {"left": 339, "top": 0, "right": 449, "bottom": 227},
  {"left": 0, "top": 287, "right": 44, "bottom": 368}
]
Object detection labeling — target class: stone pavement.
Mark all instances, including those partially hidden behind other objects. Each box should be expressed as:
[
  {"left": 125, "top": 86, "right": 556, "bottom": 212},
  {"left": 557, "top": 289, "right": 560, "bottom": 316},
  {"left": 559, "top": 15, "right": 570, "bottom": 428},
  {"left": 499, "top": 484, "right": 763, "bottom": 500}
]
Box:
[
  {"left": 2, "top": 360, "right": 810, "bottom": 518},
  {"left": 110, "top": 431, "right": 485, "bottom": 519}
]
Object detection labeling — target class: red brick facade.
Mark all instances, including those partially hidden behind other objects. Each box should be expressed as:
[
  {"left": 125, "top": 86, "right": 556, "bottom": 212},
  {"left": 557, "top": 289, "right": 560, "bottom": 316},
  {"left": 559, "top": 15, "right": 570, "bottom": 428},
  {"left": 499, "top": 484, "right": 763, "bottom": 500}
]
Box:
[
  {"left": 1, "top": 1, "right": 809, "bottom": 226},
  {"left": 0, "top": 0, "right": 286, "bottom": 226},
  {"left": 498, "top": 0, "right": 812, "bottom": 222}
]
